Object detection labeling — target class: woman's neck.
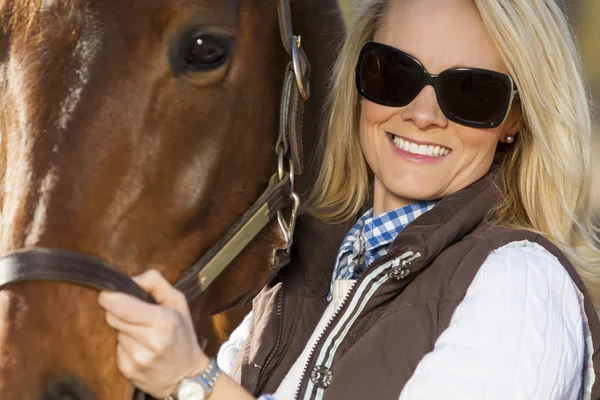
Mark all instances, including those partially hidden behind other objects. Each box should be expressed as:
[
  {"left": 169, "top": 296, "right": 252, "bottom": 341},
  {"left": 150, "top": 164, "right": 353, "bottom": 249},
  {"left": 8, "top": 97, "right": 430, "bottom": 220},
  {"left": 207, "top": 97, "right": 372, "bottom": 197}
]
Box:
[{"left": 372, "top": 177, "right": 417, "bottom": 216}]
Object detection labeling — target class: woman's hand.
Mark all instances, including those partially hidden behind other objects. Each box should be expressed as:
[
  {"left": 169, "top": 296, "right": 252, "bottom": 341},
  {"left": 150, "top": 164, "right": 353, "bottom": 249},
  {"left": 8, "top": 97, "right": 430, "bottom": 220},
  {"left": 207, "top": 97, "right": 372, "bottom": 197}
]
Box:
[{"left": 98, "top": 269, "right": 209, "bottom": 398}]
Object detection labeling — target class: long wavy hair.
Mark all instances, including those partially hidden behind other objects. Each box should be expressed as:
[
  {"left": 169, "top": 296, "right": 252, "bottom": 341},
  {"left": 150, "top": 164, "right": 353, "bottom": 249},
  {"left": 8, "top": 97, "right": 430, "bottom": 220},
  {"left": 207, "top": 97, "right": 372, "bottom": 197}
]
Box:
[{"left": 309, "top": 0, "right": 600, "bottom": 304}]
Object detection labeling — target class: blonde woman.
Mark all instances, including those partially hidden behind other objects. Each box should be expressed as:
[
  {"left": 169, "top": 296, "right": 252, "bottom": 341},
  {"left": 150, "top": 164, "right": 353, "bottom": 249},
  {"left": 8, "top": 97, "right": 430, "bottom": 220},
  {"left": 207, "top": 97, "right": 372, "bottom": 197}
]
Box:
[{"left": 98, "top": 0, "right": 600, "bottom": 398}]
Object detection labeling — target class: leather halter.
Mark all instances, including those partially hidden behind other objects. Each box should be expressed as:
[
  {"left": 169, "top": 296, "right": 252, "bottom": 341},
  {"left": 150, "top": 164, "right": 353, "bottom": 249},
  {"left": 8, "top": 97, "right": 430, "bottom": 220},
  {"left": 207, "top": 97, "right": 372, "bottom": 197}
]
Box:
[{"left": 0, "top": 0, "right": 309, "bottom": 306}]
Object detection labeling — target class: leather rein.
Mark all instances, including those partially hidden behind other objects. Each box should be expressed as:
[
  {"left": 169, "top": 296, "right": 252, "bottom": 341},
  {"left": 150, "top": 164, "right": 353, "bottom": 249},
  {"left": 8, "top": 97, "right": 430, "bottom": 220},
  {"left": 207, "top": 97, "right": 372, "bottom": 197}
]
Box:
[{"left": 0, "top": 0, "right": 309, "bottom": 306}]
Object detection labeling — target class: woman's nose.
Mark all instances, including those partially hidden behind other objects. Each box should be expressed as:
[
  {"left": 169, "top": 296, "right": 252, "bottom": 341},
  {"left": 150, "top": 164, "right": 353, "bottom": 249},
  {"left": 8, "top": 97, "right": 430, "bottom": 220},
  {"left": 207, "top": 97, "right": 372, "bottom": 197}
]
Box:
[
  {"left": 401, "top": 85, "right": 449, "bottom": 130},
  {"left": 42, "top": 376, "right": 95, "bottom": 400}
]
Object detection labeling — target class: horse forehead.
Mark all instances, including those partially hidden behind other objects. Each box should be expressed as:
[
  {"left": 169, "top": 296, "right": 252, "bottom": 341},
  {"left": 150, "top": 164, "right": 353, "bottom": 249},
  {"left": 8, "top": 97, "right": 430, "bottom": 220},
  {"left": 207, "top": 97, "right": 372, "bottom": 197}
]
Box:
[
  {"left": 57, "top": 7, "right": 102, "bottom": 131},
  {"left": 21, "top": 0, "right": 238, "bottom": 25},
  {"left": 33, "top": 1, "right": 104, "bottom": 132}
]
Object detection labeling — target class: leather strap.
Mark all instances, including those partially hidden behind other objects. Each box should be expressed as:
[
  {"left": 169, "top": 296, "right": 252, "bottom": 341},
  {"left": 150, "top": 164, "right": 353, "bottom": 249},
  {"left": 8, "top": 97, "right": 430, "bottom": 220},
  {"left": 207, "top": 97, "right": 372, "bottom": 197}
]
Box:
[
  {"left": 277, "top": 0, "right": 309, "bottom": 174},
  {"left": 0, "top": 249, "right": 155, "bottom": 303},
  {"left": 174, "top": 175, "right": 292, "bottom": 302},
  {"left": 277, "top": 0, "right": 294, "bottom": 56},
  {"left": 280, "top": 63, "right": 306, "bottom": 174}
]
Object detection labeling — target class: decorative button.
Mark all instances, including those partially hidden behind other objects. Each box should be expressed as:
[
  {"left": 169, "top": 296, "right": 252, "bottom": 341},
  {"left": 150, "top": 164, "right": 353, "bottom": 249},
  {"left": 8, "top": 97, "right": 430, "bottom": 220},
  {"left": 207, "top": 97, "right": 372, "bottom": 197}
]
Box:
[
  {"left": 388, "top": 267, "right": 411, "bottom": 280},
  {"left": 311, "top": 365, "right": 333, "bottom": 388}
]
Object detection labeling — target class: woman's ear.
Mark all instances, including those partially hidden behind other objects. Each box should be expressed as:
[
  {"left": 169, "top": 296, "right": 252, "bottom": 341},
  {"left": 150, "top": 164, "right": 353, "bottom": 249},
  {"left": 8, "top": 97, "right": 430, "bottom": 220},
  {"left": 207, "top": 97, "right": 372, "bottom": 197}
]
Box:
[
  {"left": 499, "top": 133, "right": 516, "bottom": 144},
  {"left": 499, "top": 107, "right": 520, "bottom": 143}
]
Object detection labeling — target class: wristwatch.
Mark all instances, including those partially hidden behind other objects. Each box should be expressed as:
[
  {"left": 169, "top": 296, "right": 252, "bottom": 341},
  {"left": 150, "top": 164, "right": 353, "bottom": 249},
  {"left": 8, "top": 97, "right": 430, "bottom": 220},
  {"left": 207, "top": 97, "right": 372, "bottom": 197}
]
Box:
[{"left": 169, "top": 358, "right": 222, "bottom": 400}]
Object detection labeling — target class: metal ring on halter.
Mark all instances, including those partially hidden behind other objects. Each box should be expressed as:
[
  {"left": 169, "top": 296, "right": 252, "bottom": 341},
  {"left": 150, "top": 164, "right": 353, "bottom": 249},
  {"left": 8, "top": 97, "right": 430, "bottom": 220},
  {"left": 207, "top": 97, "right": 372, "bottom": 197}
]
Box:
[
  {"left": 275, "top": 131, "right": 289, "bottom": 157},
  {"left": 277, "top": 150, "right": 285, "bottom": 181},
  {"left": 277, "top": 151, "right": 295, "bottom": 189},
  {"left": 276, "top": 211, "right": 291, "bottom": 247},
  {"left": 275, "top": 148, "right": 298, "bottom": 252},
  {"left": 276, "top": 190, "right": 300, "bottom": 251},
  {"left": 291, "top": 35, "right": 310, "bottom": 101}
]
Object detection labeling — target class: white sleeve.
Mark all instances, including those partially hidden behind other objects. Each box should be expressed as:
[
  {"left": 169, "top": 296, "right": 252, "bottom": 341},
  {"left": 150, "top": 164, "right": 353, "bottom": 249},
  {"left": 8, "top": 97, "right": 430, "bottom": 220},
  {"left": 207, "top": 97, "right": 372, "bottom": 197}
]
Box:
[
  {"left": 216, "top": 311, "right": 253, "bottom": 376},
  {"left": 399, "top": 241, "right": 585, "bottom": 400}
]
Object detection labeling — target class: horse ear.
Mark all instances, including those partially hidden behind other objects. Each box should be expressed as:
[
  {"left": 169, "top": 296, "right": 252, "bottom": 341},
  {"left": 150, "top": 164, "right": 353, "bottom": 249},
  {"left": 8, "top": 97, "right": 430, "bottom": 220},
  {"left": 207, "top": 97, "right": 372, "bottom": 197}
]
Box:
[{"left": 290, "top": 0, "right": 346, "bottom": 193}]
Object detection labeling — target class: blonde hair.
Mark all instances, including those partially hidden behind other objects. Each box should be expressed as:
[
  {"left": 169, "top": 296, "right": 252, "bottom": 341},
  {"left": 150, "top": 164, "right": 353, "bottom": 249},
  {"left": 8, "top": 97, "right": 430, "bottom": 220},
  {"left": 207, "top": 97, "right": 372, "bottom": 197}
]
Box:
[{"left": 309, "top": 0, "right": 600, "bottom": 304}]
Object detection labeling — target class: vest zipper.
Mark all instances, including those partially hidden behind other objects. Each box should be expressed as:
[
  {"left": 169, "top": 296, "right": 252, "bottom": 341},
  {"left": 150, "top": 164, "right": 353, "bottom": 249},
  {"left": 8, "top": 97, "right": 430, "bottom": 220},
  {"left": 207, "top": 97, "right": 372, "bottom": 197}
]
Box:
[
  {"left": 293, "top": 250, "right": 421, "bottom": 400},
  {"left": 256, "top": 285, "right": 285, "bottom": 391}
]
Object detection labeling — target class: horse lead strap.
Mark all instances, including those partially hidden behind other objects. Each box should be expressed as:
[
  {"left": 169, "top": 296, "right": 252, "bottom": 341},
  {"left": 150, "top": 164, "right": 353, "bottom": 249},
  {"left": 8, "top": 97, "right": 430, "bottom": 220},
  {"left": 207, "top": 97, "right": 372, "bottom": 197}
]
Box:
[{"left": 173, "top": 0, "right": 310, "bottom": 302}]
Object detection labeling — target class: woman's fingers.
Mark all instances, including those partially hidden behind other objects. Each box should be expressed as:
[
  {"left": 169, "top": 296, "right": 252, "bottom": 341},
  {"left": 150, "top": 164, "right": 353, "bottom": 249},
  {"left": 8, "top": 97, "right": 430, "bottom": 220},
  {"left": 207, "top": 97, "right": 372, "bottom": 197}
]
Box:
[
  {"left": 132, "top": 269, "right": 188, "bottom": 312},
  {"left": 116, "top": 341, "right": 138, "bottom": 380},
  {"left": 106, "top": 314, "right": 155, "bottom": 350},
  {"left": 99, "top": 269, "right": 207, "bottom": 399},
  {"left": 99, "top": 291, "right": 159, "bottom": 326},
  {"left": 116, "top": 332, "right": 180, "bottom": 398},
  {"left": 117, "top": 333, "right": 157, "bottom": 373},
  {"left": 106, "top": 310, "right": 182, "bottom": 353}
]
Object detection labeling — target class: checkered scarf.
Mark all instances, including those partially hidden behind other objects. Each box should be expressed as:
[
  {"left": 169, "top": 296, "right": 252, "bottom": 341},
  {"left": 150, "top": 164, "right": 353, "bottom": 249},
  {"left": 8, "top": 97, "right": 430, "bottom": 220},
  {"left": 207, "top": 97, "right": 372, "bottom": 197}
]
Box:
[{"left": 327, "top": 201, "right": 437, "bottom": 301}]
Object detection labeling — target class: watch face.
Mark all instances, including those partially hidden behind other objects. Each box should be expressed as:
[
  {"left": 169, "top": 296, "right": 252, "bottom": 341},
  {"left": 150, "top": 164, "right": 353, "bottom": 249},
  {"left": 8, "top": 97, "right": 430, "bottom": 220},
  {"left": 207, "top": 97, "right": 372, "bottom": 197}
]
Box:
[{"left": 177, "top": 379, "right": 207, "bottom": 400}]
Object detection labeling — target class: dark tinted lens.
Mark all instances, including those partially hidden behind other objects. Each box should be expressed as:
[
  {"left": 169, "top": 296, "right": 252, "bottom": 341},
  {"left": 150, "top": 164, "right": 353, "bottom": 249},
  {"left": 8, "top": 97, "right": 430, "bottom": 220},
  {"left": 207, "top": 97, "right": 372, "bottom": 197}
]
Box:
[
  {"left": 438, "top": 70, "right": 510, "bottom": 125},
  {"left": 357, "top": 45, "right": 423, "bottom": 107}
]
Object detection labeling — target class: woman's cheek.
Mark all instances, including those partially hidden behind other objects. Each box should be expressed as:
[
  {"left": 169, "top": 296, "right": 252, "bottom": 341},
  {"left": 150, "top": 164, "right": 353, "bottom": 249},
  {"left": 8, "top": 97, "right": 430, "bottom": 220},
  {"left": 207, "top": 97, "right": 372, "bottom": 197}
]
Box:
[
  {"left": 361, "top": 99, "right": 397, "bottom": 124},
  {"left": 458, "top": 127, "right": 502, "bottom": 160}
]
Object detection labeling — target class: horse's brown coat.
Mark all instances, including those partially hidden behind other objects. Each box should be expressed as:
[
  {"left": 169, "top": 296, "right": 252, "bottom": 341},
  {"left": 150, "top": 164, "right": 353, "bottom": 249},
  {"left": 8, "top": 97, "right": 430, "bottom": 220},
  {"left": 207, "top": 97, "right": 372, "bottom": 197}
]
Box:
[{"left": 0, "top": 0, "right": 344, "bottom": 398}]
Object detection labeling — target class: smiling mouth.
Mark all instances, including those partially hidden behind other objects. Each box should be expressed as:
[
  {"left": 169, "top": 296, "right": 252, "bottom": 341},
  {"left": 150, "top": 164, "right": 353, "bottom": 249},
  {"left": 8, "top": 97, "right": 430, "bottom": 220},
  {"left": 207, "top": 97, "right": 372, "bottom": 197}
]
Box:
[{"left": 388, "top": 133, "right": 452, "bottom": 157}]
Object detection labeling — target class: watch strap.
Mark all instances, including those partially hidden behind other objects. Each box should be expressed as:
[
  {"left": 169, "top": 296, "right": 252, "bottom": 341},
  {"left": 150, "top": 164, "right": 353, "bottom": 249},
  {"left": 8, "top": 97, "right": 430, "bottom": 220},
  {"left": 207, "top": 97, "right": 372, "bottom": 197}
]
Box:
[
  {"left": 169, "top": 358, "right": 222, "bottom": 400},
  {"left": 198, "top": 358, "right": 221, "bottom": 395}
]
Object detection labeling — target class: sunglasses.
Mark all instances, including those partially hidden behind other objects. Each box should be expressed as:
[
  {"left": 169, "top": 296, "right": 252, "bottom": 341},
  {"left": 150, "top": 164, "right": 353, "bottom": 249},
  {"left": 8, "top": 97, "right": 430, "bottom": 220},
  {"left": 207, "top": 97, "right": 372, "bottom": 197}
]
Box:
[{"left": 355, "top": 41, "right": 518, "bottom": 129}]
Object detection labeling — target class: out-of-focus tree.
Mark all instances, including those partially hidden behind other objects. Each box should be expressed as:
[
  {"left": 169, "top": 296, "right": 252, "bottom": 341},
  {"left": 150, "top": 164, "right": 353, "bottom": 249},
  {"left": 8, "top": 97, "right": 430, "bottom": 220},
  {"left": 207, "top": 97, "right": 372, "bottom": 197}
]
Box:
[
  {"left": 574, "top": 0, "right": 600, "bottom": 214},
  {"left": 576, "top": 0, "right": 599, "bottom": 114}
]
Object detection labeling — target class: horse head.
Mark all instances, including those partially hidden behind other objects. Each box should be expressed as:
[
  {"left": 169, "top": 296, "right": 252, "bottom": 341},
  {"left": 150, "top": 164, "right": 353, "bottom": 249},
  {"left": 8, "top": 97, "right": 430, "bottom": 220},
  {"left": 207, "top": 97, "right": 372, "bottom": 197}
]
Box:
[{"left": 0, "top": 0, "right": 343, "bottom": 398}]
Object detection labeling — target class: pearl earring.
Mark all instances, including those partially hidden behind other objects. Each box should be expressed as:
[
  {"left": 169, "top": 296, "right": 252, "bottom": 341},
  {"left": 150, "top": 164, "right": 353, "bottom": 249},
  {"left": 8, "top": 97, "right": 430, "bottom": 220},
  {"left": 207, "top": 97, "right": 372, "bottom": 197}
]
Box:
[{"left": 504, "top": 135, "right": 514, "bottom": 144}]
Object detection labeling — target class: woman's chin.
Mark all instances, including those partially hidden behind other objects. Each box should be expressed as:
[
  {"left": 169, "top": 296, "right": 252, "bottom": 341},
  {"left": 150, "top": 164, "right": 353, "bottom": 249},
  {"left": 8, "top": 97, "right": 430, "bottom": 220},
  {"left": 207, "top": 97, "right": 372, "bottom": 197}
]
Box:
[
  {"left": 383, "top": 177, "right": 448, "bottom": 202},
  {"left": 380, "top": 187, "right": 443, "bottom": 208}
]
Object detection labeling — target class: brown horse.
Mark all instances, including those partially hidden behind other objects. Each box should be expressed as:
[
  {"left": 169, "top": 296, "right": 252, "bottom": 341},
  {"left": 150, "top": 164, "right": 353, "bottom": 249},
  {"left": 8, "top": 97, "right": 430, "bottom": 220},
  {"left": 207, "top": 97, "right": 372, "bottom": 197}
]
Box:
[{"left": 0, "top": 0, "right": 344, "bottom": 399}]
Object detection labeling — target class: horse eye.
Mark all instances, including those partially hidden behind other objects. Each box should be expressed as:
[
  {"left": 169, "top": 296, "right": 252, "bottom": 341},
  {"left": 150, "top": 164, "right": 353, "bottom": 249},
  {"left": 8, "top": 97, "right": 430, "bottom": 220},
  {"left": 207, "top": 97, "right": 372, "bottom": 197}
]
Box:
[{"left": 184, "top": 33, "right": 232, "bottom": 71}]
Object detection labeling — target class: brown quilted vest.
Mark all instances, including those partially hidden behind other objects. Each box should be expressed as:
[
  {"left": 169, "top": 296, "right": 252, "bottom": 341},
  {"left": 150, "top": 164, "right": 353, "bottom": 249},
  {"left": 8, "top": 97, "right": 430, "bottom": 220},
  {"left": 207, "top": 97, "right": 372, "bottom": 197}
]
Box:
[{"left": 237, "top": 173, "right": 600, "bottom": 399}]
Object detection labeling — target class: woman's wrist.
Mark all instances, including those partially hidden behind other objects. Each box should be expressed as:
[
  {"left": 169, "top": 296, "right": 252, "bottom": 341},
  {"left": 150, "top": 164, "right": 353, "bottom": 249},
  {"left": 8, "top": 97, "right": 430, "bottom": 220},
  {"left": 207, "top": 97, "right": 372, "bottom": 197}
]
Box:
[
  {"left": 186, "top": 347, "right": 211, "bottom": 379},
  {"left": 175, "top": 353, "right": 255, "bottom": 400},
  {"left": 168, "top": 352, "right": 219, "bottom": 400},
  {"left": 210, "top": 373, "right": 256, "bottom": 400},
  {"left": 166, "top": 347, "right": 211, "bottom": 398}
]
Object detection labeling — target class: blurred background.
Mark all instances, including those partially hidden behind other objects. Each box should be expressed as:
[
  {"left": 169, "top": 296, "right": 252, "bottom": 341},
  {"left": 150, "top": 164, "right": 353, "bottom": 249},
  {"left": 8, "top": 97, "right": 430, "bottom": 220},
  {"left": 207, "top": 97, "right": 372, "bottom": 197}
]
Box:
[{"left": 338, "top": 0, "right": 600, "bottom": 214}]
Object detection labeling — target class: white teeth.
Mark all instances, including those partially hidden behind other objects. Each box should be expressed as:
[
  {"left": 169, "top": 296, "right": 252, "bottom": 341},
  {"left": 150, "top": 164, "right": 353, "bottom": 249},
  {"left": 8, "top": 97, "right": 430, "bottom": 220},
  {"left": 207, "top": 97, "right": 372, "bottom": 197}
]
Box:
[{"left": 391, "top": 134, "right": 451, "bottom": 157}]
